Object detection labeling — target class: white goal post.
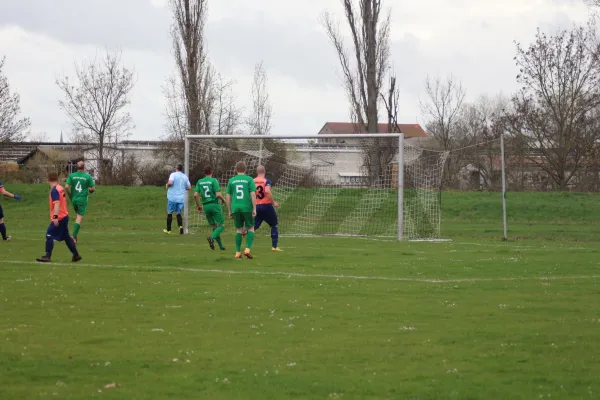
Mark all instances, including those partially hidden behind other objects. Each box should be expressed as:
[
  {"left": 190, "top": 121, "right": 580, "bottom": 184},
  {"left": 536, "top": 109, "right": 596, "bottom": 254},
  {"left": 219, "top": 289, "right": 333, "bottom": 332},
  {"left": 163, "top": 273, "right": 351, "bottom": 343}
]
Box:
[{"left": 183, "top": 134, "right": 448, "bottom": 241}]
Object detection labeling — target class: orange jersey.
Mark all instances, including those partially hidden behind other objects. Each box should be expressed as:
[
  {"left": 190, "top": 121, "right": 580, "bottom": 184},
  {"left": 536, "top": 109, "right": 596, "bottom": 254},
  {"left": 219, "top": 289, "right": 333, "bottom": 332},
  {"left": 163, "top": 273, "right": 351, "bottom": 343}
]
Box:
[
  {"left": 254, "top": 176, "right": 273, "bottom": 205},
  {"left": 49, "top": 184, "right": 69, "bottom": 221}
]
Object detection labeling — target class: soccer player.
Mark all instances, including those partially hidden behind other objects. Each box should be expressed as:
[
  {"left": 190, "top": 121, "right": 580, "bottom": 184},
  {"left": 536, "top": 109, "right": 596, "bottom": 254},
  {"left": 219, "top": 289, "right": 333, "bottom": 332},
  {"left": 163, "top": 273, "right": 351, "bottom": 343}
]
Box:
[
  {"left": 0, "top": 181, "right": 22, "bottom": 242},
  {"left": 194, "top": 166, "right": 226, "bottom": 251},
  {"left": 65, "top": 160, "right": 96, "bottom": 243},
  {"left": 226, "top": 161, "right": 257, "bottom": 259},
  {"left": 254, "top": 165, "right": 282, "bottom": 251},
  {"left": 165, "top": 164, "right": 191, "bottom": 235},
  {"left": 36, "top": 172, "right": 82, "bottom": 263}
]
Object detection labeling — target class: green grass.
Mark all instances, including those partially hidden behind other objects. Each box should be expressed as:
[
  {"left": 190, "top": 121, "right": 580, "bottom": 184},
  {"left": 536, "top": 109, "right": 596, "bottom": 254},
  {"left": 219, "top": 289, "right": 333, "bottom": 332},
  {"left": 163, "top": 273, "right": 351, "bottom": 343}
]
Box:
[{"left": 1, "top": 184, "right": 599, "bottom": 399}]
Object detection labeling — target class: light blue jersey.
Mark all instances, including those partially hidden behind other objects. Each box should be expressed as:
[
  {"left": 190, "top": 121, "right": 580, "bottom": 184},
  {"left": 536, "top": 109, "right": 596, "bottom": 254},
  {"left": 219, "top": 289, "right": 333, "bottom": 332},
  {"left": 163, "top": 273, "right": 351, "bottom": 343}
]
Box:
[{"left": 167, "top": 171, "right": 191, "bottom": 203}]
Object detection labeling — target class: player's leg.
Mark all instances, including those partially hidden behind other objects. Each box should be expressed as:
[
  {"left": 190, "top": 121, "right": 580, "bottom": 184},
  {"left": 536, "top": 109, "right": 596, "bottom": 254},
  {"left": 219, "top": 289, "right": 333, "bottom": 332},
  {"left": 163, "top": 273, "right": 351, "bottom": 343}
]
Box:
[
  {"left": 61, "top": 216, "right": 81, "bottom": 262},
  {"left": 243, "top": 212, "right": 255, "bottom": 259},
  {"left": 165, "top": 202, "right": 174, "bottom": 234},
  {"left": 37, "top": 222, "right": 57, "bottom": 262},
  {"left": 176, "top": 202, "right": 184, "bottom": 234},
  {"left": 0, "top": 206, "right": 10, "bottom": 241},
  {"left": 207, "top": 204, "right": 225, "bottom": 250},
  {"left": 72, "top": 200, "right": 86, "bottom": 242},
  {"left": 233, "top": 212, "right": 245, "bottom": 258},
  {"left": 265, "top": 205, "right": 281, "bottom": 251},
  {"left": 205, "top": 208, "right": 217, "bottom": 250}
]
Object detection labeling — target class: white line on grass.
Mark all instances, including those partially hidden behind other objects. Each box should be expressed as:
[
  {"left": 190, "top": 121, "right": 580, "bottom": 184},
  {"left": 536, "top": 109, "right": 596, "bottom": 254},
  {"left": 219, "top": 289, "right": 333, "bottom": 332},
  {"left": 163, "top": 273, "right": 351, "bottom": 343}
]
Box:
[{"left": 5, "top": 260, "right": 600, "bottom": 284}]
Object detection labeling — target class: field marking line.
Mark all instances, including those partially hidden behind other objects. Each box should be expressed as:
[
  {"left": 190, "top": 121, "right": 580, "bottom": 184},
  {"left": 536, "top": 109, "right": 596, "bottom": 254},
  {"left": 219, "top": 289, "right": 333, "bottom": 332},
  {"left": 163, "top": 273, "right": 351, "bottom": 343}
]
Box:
[{"left": 5, "top": 260, "right": 600, "bottom": 284}]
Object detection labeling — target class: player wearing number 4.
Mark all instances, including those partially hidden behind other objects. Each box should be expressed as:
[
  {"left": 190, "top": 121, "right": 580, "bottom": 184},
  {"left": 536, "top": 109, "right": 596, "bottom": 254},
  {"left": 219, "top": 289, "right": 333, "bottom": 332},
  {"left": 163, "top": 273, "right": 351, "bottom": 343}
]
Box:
[
  {"left": 254, "top": 166, "right": 281, "bottom": 251},
  {"left": 65, "top": 160, "right": 96, "bottom": 244},
  {"left": 194, "top": 166, "right": 226, "bottom": 251},
  {"left": 226, "top": 161, "right": 257, "bottom": 259}
]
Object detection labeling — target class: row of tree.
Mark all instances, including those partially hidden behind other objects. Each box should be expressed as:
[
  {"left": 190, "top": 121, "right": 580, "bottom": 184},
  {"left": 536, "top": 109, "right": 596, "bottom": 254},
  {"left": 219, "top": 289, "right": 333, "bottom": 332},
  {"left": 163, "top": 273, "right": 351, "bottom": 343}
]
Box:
[
  {"left": 2, "top": 0, "right": 600, "bottom": 190},
  {"left": 0, "top": 0, "right": 273, "bottom": 182},
  {"left": 324, "top": 0, "right": 600, "bottom": 191}
]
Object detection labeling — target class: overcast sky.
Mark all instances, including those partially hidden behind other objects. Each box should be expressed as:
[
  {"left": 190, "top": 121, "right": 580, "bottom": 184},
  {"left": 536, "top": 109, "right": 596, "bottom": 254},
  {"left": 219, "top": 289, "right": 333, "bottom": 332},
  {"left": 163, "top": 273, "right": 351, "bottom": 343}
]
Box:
[{"left": 0, "top": 0, "right": 591, "bottom": 141}]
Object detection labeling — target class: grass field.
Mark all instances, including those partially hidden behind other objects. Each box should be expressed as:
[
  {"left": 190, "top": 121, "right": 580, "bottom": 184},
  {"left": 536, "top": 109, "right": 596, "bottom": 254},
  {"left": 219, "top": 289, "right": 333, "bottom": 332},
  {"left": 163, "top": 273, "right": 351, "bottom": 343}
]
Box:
[{"left": 1, "top": 184, "right": 599, "bottom": 399}]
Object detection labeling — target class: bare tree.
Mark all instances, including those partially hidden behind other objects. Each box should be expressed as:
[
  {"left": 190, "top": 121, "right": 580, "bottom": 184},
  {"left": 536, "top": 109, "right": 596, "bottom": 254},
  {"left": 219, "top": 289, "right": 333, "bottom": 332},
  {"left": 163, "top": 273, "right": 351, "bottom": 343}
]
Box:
[
  {"left": 56, "top": 50, "right": 134, "bottom": 182},
  {"left": 247, "top": 61, "right": 272, "bottom": 135},
  {"left": 322, "top": 0, "right": 391, "bottom": 132},
  {"left": 507, "top": 21, "right": 600, "bottom": 190},
  {"left": 419, "top": 75, "right": 466, "bottom": 188},
  {"left": 0, "top": 57, "right": 30, "bottom": 143},
  {"left": 170, "top": 0, "right": 212, "bottom": 136},
  {"left": 419, "top": 75, "right": 466, "bottom": 150},
  {"left": 459, "top": 95, "right": 509, "bottom": 190}
]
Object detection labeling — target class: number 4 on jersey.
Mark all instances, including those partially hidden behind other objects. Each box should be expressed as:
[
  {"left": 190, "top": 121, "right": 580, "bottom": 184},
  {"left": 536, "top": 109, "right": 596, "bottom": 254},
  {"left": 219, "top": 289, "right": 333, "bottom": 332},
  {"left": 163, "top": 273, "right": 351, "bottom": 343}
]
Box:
[{"left": 75, "top": 181, "right": 83, "bottom": 193}]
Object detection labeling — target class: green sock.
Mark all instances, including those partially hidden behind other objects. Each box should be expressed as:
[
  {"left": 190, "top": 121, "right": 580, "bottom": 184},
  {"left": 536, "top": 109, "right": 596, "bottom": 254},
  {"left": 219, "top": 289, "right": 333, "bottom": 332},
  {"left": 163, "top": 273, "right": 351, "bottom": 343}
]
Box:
[
  {"left": 73, "top": 223, "right": 81, "bottom": 238},
  {"left": 215, "top": 236, "right": 224, "bottom": 249},
  {"left": 211, "top": 225, "right": 224, "bottom": 240},
  {"left": 235, "top": 233, "right": 243, "bottom": 252},
  {"left": 246, "top": 231, "right": 255, "bottom": 249}
]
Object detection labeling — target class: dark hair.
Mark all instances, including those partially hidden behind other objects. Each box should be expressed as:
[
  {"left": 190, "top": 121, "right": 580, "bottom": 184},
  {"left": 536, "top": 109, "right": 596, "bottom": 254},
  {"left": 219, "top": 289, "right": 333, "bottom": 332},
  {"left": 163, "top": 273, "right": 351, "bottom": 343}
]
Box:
[
  {"left": 48, "top": 172, "right": 59, "bottom": 182},
  {"left": 204, "top": 166, "right": 213, "bottom": 175},
  {"left": 176, "top": 164, "right": 184, "bottom": 171}
]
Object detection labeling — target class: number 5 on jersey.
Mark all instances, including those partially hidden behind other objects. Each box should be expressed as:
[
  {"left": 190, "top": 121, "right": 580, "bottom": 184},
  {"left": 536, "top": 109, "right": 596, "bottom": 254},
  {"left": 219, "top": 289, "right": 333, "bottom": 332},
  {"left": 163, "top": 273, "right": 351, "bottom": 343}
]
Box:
[{"left": 236, "top": 184, "right": 244, "bottom": 199}]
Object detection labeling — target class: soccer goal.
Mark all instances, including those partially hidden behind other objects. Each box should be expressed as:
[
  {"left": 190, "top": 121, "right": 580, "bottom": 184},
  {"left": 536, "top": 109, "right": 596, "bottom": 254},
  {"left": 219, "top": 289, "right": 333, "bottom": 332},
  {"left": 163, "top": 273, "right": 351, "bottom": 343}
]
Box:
[{"left": 183, "top": 134, "right": 448, "bottom": 241}]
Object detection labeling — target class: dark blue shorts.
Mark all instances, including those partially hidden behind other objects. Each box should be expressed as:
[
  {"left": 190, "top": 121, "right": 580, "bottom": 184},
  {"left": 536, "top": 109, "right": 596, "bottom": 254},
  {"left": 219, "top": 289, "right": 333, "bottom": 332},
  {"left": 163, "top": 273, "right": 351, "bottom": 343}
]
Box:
[
  {"left": 255, "top": 204, "right": 278, "bottom": 229},
  {"left": 0, "top": 204, "right": 3, "bottom": 220},
  {"left": 46, "top": 216, "right": 71, "bottom": 242}
]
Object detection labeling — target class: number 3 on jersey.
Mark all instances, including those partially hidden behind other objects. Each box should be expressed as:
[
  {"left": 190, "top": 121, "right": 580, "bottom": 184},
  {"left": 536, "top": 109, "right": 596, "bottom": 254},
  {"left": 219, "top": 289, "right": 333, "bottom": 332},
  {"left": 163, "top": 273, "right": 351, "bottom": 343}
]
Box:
[
  {"left": 236, "top": 184, "right": 244, "bottom": 199},
  {"left": 256, "top": 185, "right": 265, "bottom": 200},
  {"left": 75, "top": 181, "right": 82, "bottom": 193}
]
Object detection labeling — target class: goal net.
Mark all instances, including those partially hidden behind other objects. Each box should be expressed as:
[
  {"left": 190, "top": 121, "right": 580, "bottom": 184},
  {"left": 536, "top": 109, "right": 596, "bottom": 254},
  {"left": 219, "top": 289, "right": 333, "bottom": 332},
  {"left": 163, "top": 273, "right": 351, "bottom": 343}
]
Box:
[{"left": 184, "top": 135, "right": 448, "bottom": 240}]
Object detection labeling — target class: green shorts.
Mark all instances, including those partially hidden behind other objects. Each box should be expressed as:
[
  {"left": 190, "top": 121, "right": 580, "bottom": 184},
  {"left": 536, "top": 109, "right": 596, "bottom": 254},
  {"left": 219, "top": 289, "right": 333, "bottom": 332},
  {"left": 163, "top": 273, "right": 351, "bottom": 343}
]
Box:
[
  {"left": 203, "top": 203, "right": 224, "bottom": 225},
  {"left": 72, "top": 199, "right": 88, "bottom": 216},
  {"left": 232, "top": 211, "right": 254, "bottom": 229}
]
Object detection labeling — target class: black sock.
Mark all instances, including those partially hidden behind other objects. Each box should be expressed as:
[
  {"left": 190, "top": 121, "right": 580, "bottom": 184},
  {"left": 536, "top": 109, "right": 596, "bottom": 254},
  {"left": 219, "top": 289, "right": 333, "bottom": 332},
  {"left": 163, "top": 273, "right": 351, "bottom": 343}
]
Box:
[
  {"left": 65, "top": 236, "right": 79, "bottom": 256},
  {"left": 0, "top": 223, "right": 6, "bottom": 240},
  {"left": 45, "top": 237, "right": 54, "bottom": 258},
  {"left": 167, "top": 214, "right": 173, "bottom": 231},
  {"left": 176, "top": 214, "right": 183, "bottom": 229}
]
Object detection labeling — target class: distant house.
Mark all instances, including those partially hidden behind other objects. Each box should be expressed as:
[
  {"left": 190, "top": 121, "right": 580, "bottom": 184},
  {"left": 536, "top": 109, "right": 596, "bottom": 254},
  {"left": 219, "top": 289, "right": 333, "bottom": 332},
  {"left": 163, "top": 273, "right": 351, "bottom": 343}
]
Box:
[{"left": 317, "top": 122, "right": 428, "bottom": 145}]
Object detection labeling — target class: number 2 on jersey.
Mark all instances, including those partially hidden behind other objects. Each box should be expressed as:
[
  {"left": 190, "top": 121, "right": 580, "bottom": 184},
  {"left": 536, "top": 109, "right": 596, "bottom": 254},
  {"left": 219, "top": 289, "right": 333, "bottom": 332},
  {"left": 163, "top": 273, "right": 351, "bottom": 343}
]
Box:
[{"left": 203, "top": 185, "right": 211, "bottom": 198}]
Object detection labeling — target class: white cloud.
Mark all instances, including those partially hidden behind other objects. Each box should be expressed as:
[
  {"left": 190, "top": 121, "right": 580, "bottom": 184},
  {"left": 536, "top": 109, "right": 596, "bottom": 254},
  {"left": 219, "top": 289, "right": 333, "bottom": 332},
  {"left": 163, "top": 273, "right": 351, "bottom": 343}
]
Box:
[{"left": 0, "top": 0, "right": 593, "bottom": 140}]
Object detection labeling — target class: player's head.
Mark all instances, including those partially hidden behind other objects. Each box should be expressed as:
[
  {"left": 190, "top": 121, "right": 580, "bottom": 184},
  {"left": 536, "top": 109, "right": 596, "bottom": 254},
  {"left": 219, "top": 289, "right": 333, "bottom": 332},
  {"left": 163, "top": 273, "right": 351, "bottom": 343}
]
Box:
[
  {"left": 235, "top": 161, "right": 246, "bottom": 174},
  {"left": 176, "top": 164, "right": 183, "bottom": 172},
  {"left": 77, "top": 160, "right": 85, "bottom": 171},
  {"left": 47, "top": 172, "right": 59, "bottom": 183},
  {"left": 204, "top": 166, "right": 213, "bottom": 176},
  {"left": 256, "top": 165, "right": 266, "bottom": 175}
]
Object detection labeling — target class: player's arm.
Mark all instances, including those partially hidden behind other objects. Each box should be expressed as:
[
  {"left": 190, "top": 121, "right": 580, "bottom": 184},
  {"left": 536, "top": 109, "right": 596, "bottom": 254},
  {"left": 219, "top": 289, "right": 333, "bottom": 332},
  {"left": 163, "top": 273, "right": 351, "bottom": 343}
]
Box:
[
  {"left": 51, "top": 190, "right": 61, "bottom": 226},
  {"left": 89, "top": 176, "right": 96, "bottom": 193},
  {"left": 166, "top": 173, "right": 175, "bottom": 189},
  {"left": 250, "top": 191, "right": 257, "bottom": 217},
  {"left": 65, "top": 176, "right": 72, "bottom": 198},
  {"left": 264, "top": 184, "right": 278, "bottom": 207},
  {"left": 225, "top": 193, "right": 232, "bottom": 218},
  {"left": 186, "top": 178, "right": 191, "bottom": 191},
  {"left": 216, "top": 192, "right": 226, "bottom": 203},
  {"left": 193, "top": 191, "right": 202, "bottom": 211},
  {"left": 0, "top": 186, "right": 21, "bottom": 200}
]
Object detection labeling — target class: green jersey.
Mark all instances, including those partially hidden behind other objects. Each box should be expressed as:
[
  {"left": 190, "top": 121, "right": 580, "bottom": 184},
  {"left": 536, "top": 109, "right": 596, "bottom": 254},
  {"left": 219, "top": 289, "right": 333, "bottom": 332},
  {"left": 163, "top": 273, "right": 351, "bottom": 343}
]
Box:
[
  {"left": 66, "top": 171, "right": 95, "bottom": 201},
  {"left": 195, "top": 176, "right": 221, "bottom": 204},
  {"left": 226, "top": 174, "right": 256, "bottom": 212}
]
